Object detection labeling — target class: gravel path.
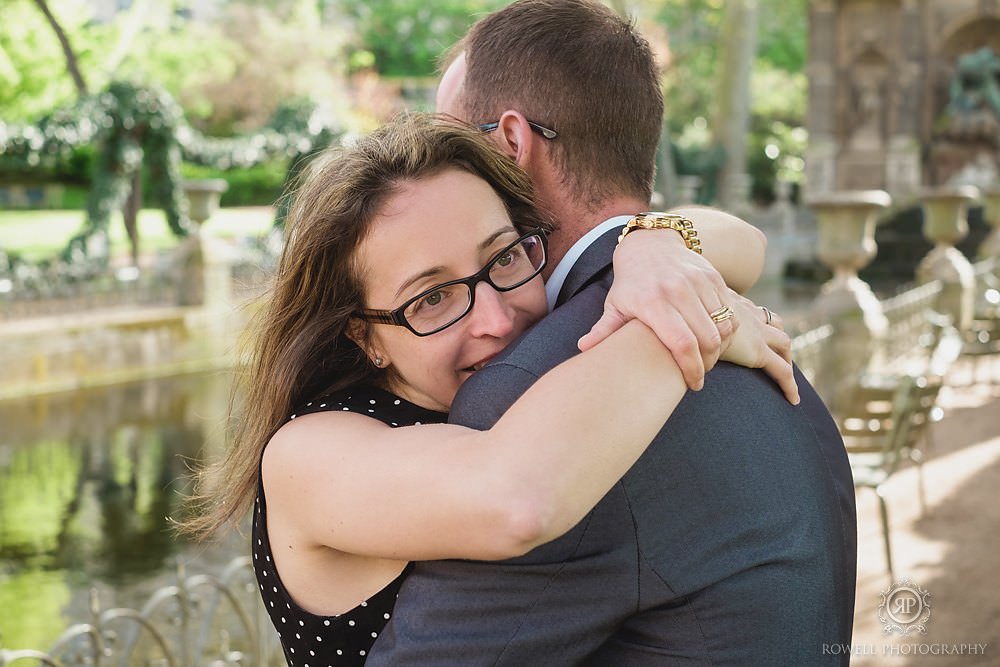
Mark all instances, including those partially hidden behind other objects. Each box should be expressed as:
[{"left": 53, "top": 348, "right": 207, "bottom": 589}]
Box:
[{"left": 847, "top": 357, "right": 1000, "bottom": 666}]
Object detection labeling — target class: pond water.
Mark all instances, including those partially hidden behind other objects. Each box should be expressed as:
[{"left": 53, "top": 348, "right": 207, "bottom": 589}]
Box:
[{"left": 0, "top": 372, "right": 248, "bottom": 652}]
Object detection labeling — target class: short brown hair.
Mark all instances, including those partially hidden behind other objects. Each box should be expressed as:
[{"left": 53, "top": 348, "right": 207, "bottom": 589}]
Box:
[
  {"left": 458, "top": 0, "right": 663, "bottom": 209},
  {"left": 181, "top": 113, "right": 553, "bottom": 538}
]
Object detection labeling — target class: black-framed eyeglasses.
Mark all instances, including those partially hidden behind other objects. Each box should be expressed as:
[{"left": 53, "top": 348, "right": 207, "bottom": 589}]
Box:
[
  {"left": 355, "top": 229, "right": 548, "bottom": 337},
  {"left": 478, "top": 120, "right": 558, "bottom": 140}
]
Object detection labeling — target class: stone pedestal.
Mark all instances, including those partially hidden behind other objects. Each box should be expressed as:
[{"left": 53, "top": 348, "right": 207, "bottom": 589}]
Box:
[
  {"left": 917, "top": 186, "right": 978, "bottom": 330},
  {"left": 885, "top": 135, "right": 922, "bottom": 200},
  {"left": 804, "top": 138, "right": 837, "bottom": 199},
  {"left": 177, "top": 179, "right": 231, "bottom": 311},
  {"left": 774, "top": 180, "right": 797, "bottom": 234},
  {"left": 676, "top": 175, "right": 702, "bottom": 205},
  {"left": 978, "top": 187, "right": 1000, "bottom": 263},
  {"left": 725, "top": 172, "right": 754, "bottom": 220},
  {"left": 808, "top": 190, "right": 892, "bottom": 412}
]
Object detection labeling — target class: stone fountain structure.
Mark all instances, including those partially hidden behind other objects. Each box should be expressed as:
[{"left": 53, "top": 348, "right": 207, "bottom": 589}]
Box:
[
  {"left": 806, "top": 0, "right": 1000, "bottom": 201},
  {"left": 797, "top": 1, "right": 1000, "bottom": 407}
]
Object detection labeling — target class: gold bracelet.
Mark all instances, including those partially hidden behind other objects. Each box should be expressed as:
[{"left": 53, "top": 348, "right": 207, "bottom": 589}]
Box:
[{"left": 616, "top": 212, "right": 702, "bottom": 254}]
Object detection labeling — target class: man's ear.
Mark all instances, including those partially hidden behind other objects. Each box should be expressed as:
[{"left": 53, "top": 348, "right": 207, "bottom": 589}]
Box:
[{"left": 491, "top": 111, "right": 537, "bottom": 168}]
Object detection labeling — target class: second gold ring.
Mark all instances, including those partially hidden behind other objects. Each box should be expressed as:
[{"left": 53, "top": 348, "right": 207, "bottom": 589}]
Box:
[{"left": 709, "top": 305, "right": 735, "bottom": 323}]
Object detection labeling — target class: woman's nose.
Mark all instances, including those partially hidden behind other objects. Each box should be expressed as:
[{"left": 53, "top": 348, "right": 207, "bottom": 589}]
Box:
[{"left": 466, "top": 282, "right": 516, "bottom": 338}]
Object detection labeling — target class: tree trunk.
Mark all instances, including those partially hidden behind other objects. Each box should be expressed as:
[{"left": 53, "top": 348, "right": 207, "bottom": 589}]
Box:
[
  {"left": 31, "top": 0, "right": 88, "bottom": 95},
  {"left": 123, "top": 170, "right": 142, "bottom": 266},
  {"left": 710, "top": 0, "right": 758, "bottom": 209}
]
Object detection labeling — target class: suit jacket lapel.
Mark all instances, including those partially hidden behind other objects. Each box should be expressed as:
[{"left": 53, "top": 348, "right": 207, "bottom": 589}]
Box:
[{"left": 555, "top": 226, "right": 623, "bottom": 307}]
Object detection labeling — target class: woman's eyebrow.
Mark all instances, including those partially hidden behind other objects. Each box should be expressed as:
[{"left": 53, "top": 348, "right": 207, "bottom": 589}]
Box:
[
  {"left": 395, "top": 266, "right": 445, "bottom": 300},
  {"left": 479, "top": 226, "right": 518, "bottom": 250},
  {"left": 394, "top": 226, "right": 519, "bottom": 299}
]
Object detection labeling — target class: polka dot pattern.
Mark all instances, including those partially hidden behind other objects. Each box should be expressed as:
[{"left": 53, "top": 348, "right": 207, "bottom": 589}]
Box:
[{"left": 252, "top": 385, "right": 446, "bottom": 665}]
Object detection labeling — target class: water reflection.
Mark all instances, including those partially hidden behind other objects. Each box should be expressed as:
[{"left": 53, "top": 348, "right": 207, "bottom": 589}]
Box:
[{"left": 0, "top": 372, "right": 244, "bottom": 651}]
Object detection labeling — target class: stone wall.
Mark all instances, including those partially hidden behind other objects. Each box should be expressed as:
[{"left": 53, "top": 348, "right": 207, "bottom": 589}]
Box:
[
  {"left": 0, "top": 305, "right": 249, "bottom": 401},
  {"left": 806, "top": 0, "right": 1000, "bottom": 201}
]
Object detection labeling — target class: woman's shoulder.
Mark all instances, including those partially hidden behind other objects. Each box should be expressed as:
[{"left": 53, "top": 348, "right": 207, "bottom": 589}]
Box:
[{"left": 287, "top": 385, "right": 447, "bottom": 428}]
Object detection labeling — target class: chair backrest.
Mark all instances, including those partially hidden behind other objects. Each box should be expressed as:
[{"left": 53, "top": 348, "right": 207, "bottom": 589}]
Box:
[
  {"left": 839, "top": 375, "right": 924, "bottom": 475},
  {"left": 922, "top": 313, "right": 963, "bottom": 378},
  {"left": 904, "top": 374, "right": 944, "bottom": 449}
]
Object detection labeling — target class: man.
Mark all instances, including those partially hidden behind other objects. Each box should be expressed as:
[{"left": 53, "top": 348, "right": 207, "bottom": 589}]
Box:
[{"left": 368, "top": 1, "right": 856, "bottom": 664}]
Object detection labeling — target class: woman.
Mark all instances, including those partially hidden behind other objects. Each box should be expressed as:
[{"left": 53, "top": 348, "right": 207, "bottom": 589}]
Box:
[{"left": 184, "top": 114, "right": 792, "bottom": 665}]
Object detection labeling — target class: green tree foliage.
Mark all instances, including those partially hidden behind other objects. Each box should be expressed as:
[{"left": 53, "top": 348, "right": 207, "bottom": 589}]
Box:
[
  {"left": 106, "top": 5, "right": 242, "bottom": 131},
  {"left": 657, "top": 0, "right": 806, "bottom": 128},
  {"left": 0, "top": 0, "right": 101, "bottom": 121},
  {"left": 650, "top": 0, "right": 807, "bottom": 194},
  {"left": 655, "top": 0, "right": 725, "bottom": 135},
  {"left": 192, "top": 0, "right": 351, "bottom": 135},
  {"left": 0, "top": 0, "right": 334, "bottom": 136},
  {"left": 338, "top": 0, "right": 508, "bottom": 77}
]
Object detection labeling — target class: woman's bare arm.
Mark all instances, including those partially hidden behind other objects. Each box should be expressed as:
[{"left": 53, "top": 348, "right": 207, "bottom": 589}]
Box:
[
  {"left": 670, "top": 205, "right": 767, "bottom": 293},
  {"left": 264, "top": 320, "right": 684, "bottom": 563},
  {"left": 264, "top": 302, "right": 789, "bottom": 565},
  {"left": 581, "top": 207, "right": 771, "bottom": 390}
]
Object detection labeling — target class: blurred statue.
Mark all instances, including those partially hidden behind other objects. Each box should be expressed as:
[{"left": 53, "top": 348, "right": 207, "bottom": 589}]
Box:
[
  {"left": 848, "top": 71, "right": 886, "bottom": 150},
  {"left": 948, "top": 47, "right": 1000, "bottom": 115},
  {"left": 938, "top": 47, "right": 1000, "bottom": 144}
]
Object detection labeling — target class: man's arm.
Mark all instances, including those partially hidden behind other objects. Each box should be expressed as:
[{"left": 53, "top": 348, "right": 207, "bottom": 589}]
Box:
[{"left": 367, "top": 285, "right": 639, "bottom": 666}]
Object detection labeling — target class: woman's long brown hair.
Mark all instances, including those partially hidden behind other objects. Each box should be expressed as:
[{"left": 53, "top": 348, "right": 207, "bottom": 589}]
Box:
[{"left": 179, "top": 113, "right": 554, "bottom": 538}]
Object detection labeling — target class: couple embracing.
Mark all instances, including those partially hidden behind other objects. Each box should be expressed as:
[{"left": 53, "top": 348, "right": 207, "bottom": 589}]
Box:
[{"left": 186, "top": 1, "right": 857, "bottom": 665}]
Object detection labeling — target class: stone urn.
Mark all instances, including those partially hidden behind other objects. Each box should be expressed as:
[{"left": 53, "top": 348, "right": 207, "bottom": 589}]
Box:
[
  {"left": 917, "top": 186, "right": 978, "bottom": 330},
  {"left": 978, "top": 186, "right": 1000, "bottom": 264},
  {"left": 182, "top": 178, "right": 229, "bottom": 228},
  {"left": 177, "top": 179, "right": 231, "bottom": 308},
  {"left": 807, "top": 190, "right": 892, "bottom": 411}
]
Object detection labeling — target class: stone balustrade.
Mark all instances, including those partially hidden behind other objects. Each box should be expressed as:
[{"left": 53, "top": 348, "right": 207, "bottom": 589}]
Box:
[
  {"left": 0, "top": 557, "right": 283, "bottom": 667},
  {"left": 796, "top": 184, "right": 1000, "bottom": 416},
  {"left": 0, "top": 180, "right": 273, "bottom": 399}
]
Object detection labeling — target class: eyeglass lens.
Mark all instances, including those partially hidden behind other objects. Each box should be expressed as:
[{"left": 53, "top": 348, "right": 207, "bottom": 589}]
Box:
[{"left": 403, "top": 234, "right": 545, "bottom": 334}]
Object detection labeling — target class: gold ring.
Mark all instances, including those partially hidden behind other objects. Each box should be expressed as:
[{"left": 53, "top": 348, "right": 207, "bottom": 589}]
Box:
[
  {"left": 709, "top": 305, "right": 735, "bottom": 323},
  {"left": 760, "top": 306, "right": 774, "bottom": 326}
]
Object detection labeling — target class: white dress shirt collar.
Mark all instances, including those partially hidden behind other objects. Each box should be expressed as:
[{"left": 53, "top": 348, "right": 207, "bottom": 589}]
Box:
[{"left": 544, "top": 215, "right": 634, "bottom": 310}]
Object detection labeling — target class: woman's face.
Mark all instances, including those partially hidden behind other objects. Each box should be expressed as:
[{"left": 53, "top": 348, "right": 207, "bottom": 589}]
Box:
[{"left": 356, "top": 168, "right": 549, "bottom": 412}]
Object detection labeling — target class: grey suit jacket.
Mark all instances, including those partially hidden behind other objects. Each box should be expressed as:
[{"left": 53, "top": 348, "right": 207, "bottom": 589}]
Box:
[{"left": 368, "top": 227, "right": 857, "bottom": 666}]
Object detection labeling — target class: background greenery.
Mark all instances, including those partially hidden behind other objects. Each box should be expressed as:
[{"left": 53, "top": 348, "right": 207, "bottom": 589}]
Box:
[
  {"left": 0, "top": 0, "right": 808, "bottom": 219},
  {"left": 0, "top": 207, "right": 274, "bottom": 261}
]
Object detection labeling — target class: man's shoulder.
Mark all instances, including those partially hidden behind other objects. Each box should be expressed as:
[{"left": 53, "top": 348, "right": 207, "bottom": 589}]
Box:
[
  {"left": 448, "top": 281, "right": 610, "bottom": 429},
  {"left": 491, "top": 281, "right": 609, "bottom": 375}
]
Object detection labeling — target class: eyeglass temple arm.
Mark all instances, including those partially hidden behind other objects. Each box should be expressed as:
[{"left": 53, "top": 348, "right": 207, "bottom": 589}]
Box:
[{"left": 356, "top": 310, "right": 398, "bottom": 325}]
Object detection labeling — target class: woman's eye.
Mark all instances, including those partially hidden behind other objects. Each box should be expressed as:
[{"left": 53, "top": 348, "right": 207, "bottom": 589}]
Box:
[
  {"left": 422, "top": 291, "right": 444, "bottom": 307},
  {"left": 495, "top": 252, "right": 514, "bottom": 267}
]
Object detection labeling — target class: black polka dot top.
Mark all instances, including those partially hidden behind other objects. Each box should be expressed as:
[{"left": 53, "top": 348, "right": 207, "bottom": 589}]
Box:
[{"left": 252, "top": 385, "right": 447, "bottom": 666}]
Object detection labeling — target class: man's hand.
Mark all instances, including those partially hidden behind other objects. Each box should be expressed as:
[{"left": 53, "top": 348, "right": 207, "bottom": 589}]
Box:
[
  {"left": 578, "top": 229, "right": 734, "bottom": 391},
  {"left": 720, "top": 290, "right": 799, "bottom": 404}
]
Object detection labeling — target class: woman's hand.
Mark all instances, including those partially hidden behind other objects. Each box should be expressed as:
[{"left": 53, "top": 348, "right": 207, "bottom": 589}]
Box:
[
  {"left": 580, "top": 227, "right": 734, "bottom": 391},
  {"left": 719, "top": 290, "right": 799, "bottom": 404}
]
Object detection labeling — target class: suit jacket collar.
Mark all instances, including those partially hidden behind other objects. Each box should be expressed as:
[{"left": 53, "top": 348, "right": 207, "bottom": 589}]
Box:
[{"left": 555, "top": 225, "right": 623, "bottom": 307}]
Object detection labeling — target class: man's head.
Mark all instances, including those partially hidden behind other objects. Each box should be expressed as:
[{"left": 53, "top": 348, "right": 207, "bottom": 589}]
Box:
[{"left": 438, "top": 0, "right": 663, "bottom": 213}]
